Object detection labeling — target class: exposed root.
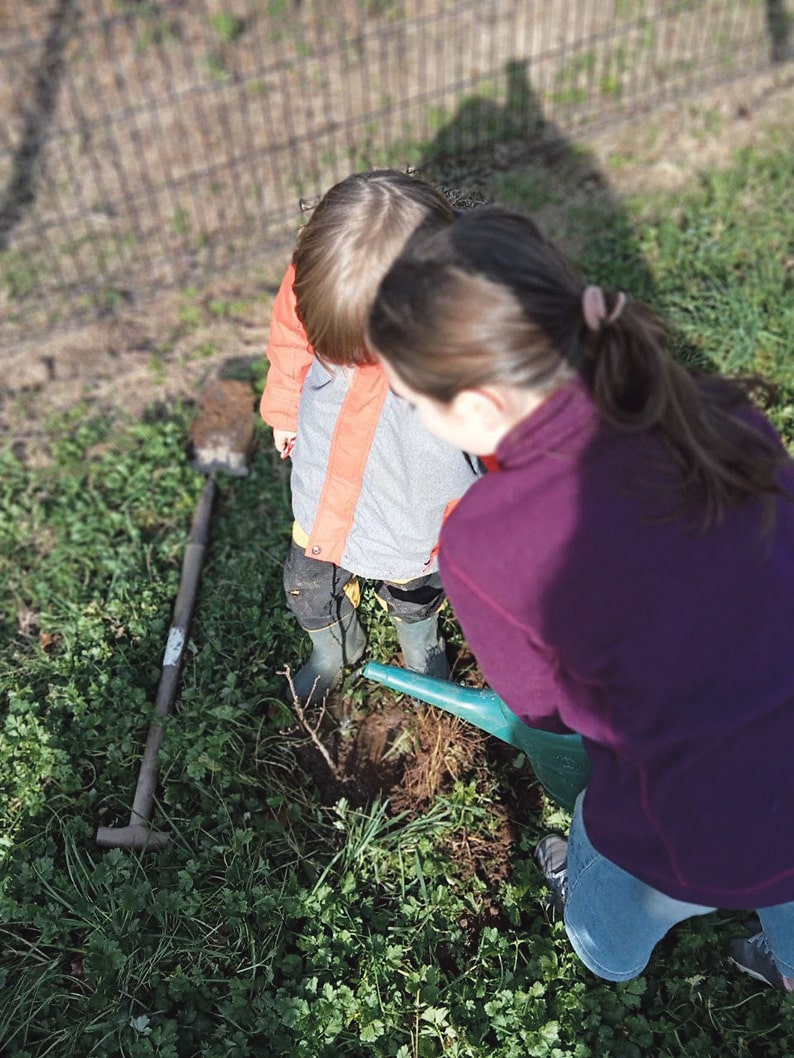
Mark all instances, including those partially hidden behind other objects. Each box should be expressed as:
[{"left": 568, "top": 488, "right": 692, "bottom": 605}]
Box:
[{"left": 280, "top": 666, "right": 338, "bottom": 777}]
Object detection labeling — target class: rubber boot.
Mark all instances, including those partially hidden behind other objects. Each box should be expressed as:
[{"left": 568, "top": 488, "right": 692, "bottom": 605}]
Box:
[
  {"left": 393, "top": 613, "right": 450, "bottom": 681},
  {"left": 292, "top": 610, "right": 366, "bottom": 701}
]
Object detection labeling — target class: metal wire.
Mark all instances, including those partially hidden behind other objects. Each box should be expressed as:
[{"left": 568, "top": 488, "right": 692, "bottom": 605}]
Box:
[{"left": 0, "top": 0, "right": 790, "bottom": 343}]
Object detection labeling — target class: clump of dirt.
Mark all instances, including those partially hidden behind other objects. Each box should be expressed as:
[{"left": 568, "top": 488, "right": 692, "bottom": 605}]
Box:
[
  {"left": 285, "top": 674, "right": 544, "bottom": 911},
  {"left": 289, "top": 693, "right": 468, "bottom": 809},
  {"left": 310, "top": 696, "right": 413, "bottom": 807}
]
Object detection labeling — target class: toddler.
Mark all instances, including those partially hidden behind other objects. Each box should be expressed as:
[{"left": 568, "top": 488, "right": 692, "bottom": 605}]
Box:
[{"left": 260, "top": 170, "right": 480, "bottom": 700}]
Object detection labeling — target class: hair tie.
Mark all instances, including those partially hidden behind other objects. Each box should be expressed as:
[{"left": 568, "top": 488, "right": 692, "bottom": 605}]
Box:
[{"left": 582, "top": 286, "right": 626, "bottom": 330}]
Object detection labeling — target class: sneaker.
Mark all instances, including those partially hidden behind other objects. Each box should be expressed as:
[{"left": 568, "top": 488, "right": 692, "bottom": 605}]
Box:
[
  {"left": 534, "top": 834, "right": 568, "bottom": 916},
  {"left": 729, "top": 932, "right": 794, "bottom": 993}
]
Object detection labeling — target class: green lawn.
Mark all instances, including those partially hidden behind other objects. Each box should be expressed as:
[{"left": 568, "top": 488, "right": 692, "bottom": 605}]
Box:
[{"left": 1, "top": 142, "right": 793, "bottom": 1056}]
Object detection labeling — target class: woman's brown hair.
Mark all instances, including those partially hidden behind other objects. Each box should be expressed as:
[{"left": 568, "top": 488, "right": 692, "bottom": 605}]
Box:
[
  {"left": 368, "top": 206, "right": 789, "bottom": 528},
  {"left": 292, "top": 170, "right": 455, "bottom": 366}
]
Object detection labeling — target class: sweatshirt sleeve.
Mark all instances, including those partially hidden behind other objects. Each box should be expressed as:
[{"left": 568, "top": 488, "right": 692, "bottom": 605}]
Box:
[
  {"left": 259, "top": 262, "right": 315, "bottom": 431},
  {"left": 439, "top": 550, "right": 575, "bottom": 735}
]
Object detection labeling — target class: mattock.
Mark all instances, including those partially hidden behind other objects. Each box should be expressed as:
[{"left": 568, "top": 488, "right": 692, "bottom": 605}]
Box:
[{"left": 95, "top": 380, "right": 254, "bottom": 851}]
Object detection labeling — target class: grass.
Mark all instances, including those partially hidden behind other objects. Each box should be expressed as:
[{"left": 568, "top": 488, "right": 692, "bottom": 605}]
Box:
[{"left": 2, "top": 142, "right": 794, "bottom": 1055}]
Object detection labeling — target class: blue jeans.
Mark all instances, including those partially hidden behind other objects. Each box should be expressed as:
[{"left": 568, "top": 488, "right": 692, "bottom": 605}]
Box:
[{"left": 564, "top": 793, "right": 794, "bottom": 982}]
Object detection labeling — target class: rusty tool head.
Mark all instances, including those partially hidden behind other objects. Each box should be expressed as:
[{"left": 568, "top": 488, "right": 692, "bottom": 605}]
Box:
[{"left": 188, "top": 378, "right": 255, "bottom": 476}]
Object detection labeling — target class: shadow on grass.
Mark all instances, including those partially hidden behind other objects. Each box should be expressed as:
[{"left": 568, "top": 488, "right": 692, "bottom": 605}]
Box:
[
  {"left": 416, "top": 58, "right": 712, "bottom": 371},
  {"left": 0, "top": 0, "right": 79, "bottom": 250}
]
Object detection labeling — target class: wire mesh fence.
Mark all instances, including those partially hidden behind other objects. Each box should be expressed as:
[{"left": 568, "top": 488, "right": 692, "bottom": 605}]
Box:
[{"left": 0, "top": 0, "right": 791, "bottom": 346}]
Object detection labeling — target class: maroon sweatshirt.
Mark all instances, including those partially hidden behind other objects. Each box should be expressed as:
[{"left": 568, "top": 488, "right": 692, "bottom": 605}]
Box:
[{"left": 439, "top": 378, "right": 794, "bottom": 908}]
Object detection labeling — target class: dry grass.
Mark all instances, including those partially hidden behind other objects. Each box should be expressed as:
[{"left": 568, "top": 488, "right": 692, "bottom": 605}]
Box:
[{"left": 399, "top": 708, "right": 485, "bottom": 806}]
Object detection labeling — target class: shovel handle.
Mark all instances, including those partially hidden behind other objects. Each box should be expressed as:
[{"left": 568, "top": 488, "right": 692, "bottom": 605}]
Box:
[{"left": 99, "top": 475, "right": 217, "bottom": 847}]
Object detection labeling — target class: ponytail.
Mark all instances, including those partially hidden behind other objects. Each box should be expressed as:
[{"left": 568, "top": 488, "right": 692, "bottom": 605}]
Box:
[{"left": 582, "top": 289, "right": 787, "bottom": 528}]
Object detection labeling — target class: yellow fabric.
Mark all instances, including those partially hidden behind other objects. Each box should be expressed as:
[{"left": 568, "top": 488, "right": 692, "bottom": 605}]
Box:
[
  {"left": 293, "top": 521, "right": 361, "bottom": 607},
  {"left": 343, "top": 579, "right": 361, "bottom": 608},
  {"left": 292, "top": 521, "right": 310, "bottom": 548}
]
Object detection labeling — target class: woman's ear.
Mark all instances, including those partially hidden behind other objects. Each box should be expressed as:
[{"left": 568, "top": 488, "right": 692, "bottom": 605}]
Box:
[
  {"left": 451, "top": 386, "right": 507, "bottom": 428},
  {"left": 451, "top": 384, "right": 544, "bottom": 449},
  {"left": 448, "top": 386, "right": 513, "bottom": 451}
]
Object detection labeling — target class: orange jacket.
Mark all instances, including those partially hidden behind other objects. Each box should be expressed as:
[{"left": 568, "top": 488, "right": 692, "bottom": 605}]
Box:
[
  {"left": 260, "top": 264, "right": 480, "bottom": 575},
  {"left": 259, "top": 263, "right": 318, "bottom": 433},
  {"left": 260, "top": 264, "right": 388, "bottom": 567}
]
